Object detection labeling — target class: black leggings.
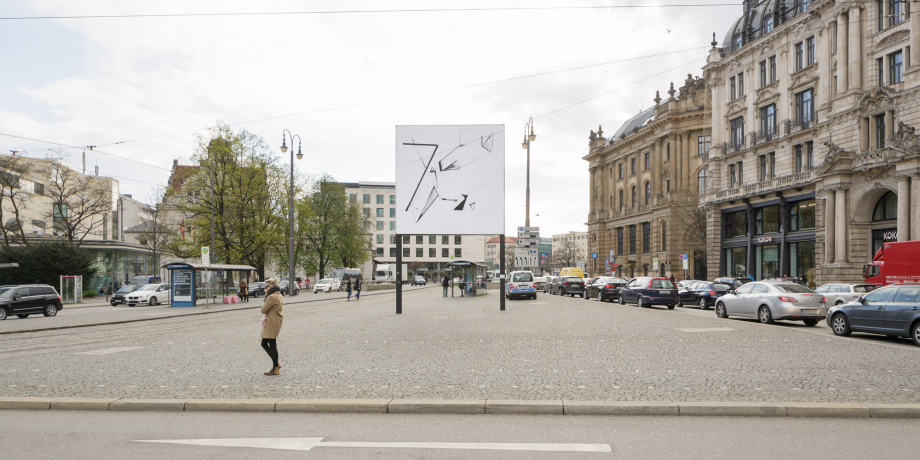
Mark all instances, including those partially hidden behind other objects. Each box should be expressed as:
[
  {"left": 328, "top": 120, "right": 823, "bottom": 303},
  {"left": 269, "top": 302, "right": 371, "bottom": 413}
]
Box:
[{"left": 261, "top": 338, "right": 279, "bottom": 367}]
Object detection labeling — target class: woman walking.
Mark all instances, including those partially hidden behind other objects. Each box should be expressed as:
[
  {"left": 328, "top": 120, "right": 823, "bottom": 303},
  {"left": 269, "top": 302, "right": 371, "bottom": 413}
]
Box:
[
  {"left": 354, "top": 275, "right": 362, "bottom": 300},
  {"left": 260, "top": 278, "right": 283, "bottom": 375},
  {"left": 345, "top": 278, "right": 353, "bottom": 301},
  {"left": 239, "top": 279, "right": 248, "bottom": 303}
]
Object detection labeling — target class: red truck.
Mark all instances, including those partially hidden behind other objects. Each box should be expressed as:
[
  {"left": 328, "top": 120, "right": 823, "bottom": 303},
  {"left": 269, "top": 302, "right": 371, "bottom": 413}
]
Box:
[{"left": 864, "top": 240, "right": 920, "bottom": 286}]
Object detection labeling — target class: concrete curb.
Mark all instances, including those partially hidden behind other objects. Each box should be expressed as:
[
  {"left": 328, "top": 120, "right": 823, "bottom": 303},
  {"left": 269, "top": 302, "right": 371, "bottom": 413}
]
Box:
[{"left": 2, "top": 397, "right": 920, "bottom": 418}]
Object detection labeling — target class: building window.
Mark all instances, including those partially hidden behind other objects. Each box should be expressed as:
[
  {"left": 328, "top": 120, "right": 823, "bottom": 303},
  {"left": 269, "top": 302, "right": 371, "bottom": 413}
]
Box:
[
  {"left": 630, "top": 158, "right": 636, "bottom": 175},
  {"left": 738, "top": 72, "right": 744, "bottom": 96},
  {"left": 52, "top": 202, "right": 67, "bottom": 229},
  {"left": 377, "top": 221, "right": 384, "bottom": 231},
  {"left": 795, "top": 42, "right": 804, "bottom": 70},
  {"left": 349, "top": 193, "right": 356, "bottom": 203},
  {"left": 645, "top": 181, "right": 651, "bottom": 204},
  {"left": 725, "top": 210, "right": 748, "bottom": 238},
  {"left": 760, "top": 104, "right": 776, "bottom": 138},
  {"left": 890, "top": 0, "right": 904, "bottom": 25},
  {"left": 390, "top": 195, "right": 396, "bottom": 205},
  {"left": 403, "top": 248, "right": 410, "bottom": 257},
  {"left": 376, "top": 194, "right": 384, "bottom": 204},
  {"left": 363, "top": 208, "right": 370, "bottom": 217},
  {"left": 644, "top": 151, "right": 650, "bottom": 170},
  {"left": 698, "top": 135, "right": 710, "bottom": 155},
  {"left": 414, "top": 235, "right": 422, "bottom": 244},
  {"left": 390, "top": 248, "right": 396, "bottom": 257},
  {"left": 363, "top": 194, "right": 370, "bottom": 204},
  {"left": 631, "top": 186, "right": 637, "bottom": 207},
  {"left": 661, "top": 222, "right": 667, "bottom": 251},
  {"left": 390, "top": 221, "right": 395, "bottom": 231},
  {"left": 377, "top": 234, "right": 384, "bottom": 244},
  {"left": 33, "top": 182, "right": 44, "bottom": 196},
  {"left": 628, "top": 225, "right": 637, "bottom": 255},
  {"left": 429, "top": 235, "right": 436, "bottom": 244},
  {"left": 442, "top": 235, "right": 449, "bottom": 244},
  {"left": 442, "top": 248, "right": 449, "bottom": 257},
  {"left": 769, "top": 56, "right": 777, "bottom": 82},
  {"left": 698, "top": 169, "right": 708, "bottom": 194},
  {"left": 455, "top": 235, "right": 461, "bottom": 244},
  {"left": 376, "top": 247, "right": 384, "bottom": 256},
  {"left": 889, "top": 50, "right": 903, "bottom": 84},
  {"left": 738, "top": 161, "right": 743, "bottom": 185},
  {"left": 618, "top": 163, "right": 623, "bottom": 179},
  {"left": 764, "top": 14, "right": 774, "bottom": 33},
  {"left": 873, "top": 191, "right": 898, "bottom": 221},
  {"left": 455, "top": 248, "right": 462, "bottom": 257},
  {"left": 617, "top": 227, "right": 624, "bottom": 255},
  {"left": 730, "top": 76, "right": 736, "bottom": 100},
  {"left": 729, "top": 164, "right": 737, "bottom": 188},
  {"left": 806, "top": 36, "right": 815, "bottom": 67},
  {"left": 733, "top": 33, "right": 742, "bottom": 51},
  {"left": 642, "top": 222, "right": 650, "bottom": 253},
  {"left": 876, "top": 115, "right": 887, "bottom": 148},
  {"left": 730, "top": 117, "right": 744, "bottom": 147},
  {"left": 390, "top": 208, "right": 396, "bottom": 218},
  {"left": 790, "top": 199, "right": 816, "bottom": 231},
  {"left": 795, "top": 89, "right": 814, "bottom": 127},
  {"left": 760, "top": 60, "right": 767, "bottom": 87},
  {"left": 376, "top": 208, "right": 384, "bottom": 218},
  {"left": 416, "top": 248, "right": 423, "bottom": 257},
  {"left": 429, "top": 248, "right": 436, "bottom": 257},
  {"left": 759, "top": 155, "right": 768, "bottom": 181},
  {"left": 755, "top": 205, "right": 780, "bottom": 234},
  {"left": 795, "top": 142, "right": 814, "bottom": 172},
  {"left": 877, "top": 57, "right": 885, "bottom": 86},
  {"left": 390, "top": 234, "right": 396, "bottom": 244}
]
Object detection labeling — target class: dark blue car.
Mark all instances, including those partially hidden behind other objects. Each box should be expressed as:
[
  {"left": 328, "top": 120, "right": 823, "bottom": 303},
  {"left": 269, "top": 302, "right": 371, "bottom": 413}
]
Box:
[
  {"left": 677, "top": 281, "right": 734, "bottom": 310},
  {"left": 618, "top": 277, "right": 679, "bottom": 309},
  {"left": 827, "top": 283, "right": 920, "bottom": 347}
]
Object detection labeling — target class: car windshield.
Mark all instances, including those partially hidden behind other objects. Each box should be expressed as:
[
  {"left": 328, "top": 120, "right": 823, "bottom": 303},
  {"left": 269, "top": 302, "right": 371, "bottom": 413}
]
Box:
[
  {"left": 0, "top": 287, "right": 16, "bottom": 298},
  {"left": 650, "top": 279, "right": 676, "bottom": 289},
  {"left": 512, "top": 273, "right": 533, "bottom": 282},
  {"left": 853, "top": 285, "right": 875, "bottom": 293},
  {"left": 605, "top": 278, "right": 627, "bottom": 284},
  {"left": 712, "top": 283, "right": 732, "bottom": 290},
  {"left": 773, "top": 284, "right": 814, "bottom": 293},
  {"left": 138, "top": 284, "right": 159, "bottom": 292},
  {"left": 117, "top": 285, "right": 138, "bottom": 293},
  {"left": 319, "top": 279, "right": 335, "bottom": 284}
]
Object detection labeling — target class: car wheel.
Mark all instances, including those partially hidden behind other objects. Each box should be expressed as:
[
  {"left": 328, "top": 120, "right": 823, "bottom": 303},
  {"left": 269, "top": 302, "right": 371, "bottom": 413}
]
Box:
[
  {"left": 619, "top": 294, "right": 625, "bottom": 305},
  {"left": 676, "top": 300, "right": 683, "bottom": 308},
  {"left": 667, "top": 304, "right": 675, "bottom": 310},
  {"left": 699, "top": 298, "right": 708, "bottom": 310},
  {"left": 831, "top": 314, "right": 851, "bottom": 336},
  {"left": 758, "top": 306, "right": 774, "bottom": 324},
  {"left": 43, "top": 304, "right": 58, "bottom": 317},
  {"left": 912, "top": 320, "right": 920, "bottom": 347},
  {"left": 803, "top": 319, "right": 818, "bottom": 327},
  {"left": 150, "top": 297, "right": 158, "bottom": 306},
  {"left": 560, "top": 289, "right": 566, "bottom": 296},
  {"left": 16, "top": 314, "right": 29, "bottom": 319},
  {"left": 598, "top": 292, "right": 604, "bottom": 302},
  {"left": 835, "top": 300, "right": 844, "bottom": 306},
  {"left": 0, "top": 307, "right": 7, "bottom": 320},
  {"left": 110, "top": 302, "right": 117, "bottom": 306},
  {"left": 716, "top": 302, "right": 728, "bottom": 318},
  {"left": 637, "top": 297, "right": 645, "bottom": 308}
]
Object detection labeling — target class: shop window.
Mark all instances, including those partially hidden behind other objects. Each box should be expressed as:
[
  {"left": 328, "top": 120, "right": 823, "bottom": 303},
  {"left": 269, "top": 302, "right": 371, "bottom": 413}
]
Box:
[
  {"left": 725, "top": 210, "right": 748, "bottom": 238},
  {"left": 756, "top": 244, "right": 780, "bottom": 280},
  {"left": 755, "top": 206, "right": 780, "bottom": 234},
  {"left": 724, "top": 246, "right": 748, "bottom": 278},
  {"left": 790, "top": 199, "right": 816, "bottom": 231},
  {"left": 872, "top": 191, "right": 898, "bottom": 221},
  {"left": 789, "top": 241, "right": 816, "bottom": 288}
]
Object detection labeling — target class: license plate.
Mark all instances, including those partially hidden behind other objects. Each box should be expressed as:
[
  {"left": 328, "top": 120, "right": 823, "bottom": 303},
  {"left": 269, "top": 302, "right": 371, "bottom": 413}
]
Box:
[
  {"left": 801, "top": 309, "right": 818, "bottom": 315},
  {"left": 659, "top": 290, "right": 672, "bottom": 294}
]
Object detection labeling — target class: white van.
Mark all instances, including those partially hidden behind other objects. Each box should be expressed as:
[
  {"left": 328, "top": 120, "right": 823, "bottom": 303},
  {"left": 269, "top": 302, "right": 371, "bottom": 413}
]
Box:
[{"left": 506, "top": 271, "right": 536, "bottom": 300}]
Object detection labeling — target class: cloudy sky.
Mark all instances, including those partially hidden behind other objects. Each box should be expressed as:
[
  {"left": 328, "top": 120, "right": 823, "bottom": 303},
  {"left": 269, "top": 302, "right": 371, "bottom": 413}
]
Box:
[{"left": 0, "top": 0, "right": 741, "bottom": 237}]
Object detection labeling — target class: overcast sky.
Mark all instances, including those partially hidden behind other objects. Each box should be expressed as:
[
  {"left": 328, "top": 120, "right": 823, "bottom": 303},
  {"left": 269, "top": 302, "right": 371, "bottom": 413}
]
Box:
[{"left": 0, "top": 0, "right": 741, "bottom": 237}]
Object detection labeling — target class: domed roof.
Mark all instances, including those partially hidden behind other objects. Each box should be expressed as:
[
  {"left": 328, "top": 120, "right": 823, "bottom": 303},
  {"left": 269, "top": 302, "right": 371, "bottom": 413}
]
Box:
[{"left": 722, "top": 0, "right": 789, "bottom": 53}]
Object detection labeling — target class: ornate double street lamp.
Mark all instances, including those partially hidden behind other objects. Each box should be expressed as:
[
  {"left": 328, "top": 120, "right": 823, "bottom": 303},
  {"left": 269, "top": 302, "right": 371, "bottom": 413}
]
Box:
[
  {"left": 521, "top": 118, "right": 537, "bottom": 227},
  {"left": 280, "top": 130, "right": 303, "bottom": 295}
]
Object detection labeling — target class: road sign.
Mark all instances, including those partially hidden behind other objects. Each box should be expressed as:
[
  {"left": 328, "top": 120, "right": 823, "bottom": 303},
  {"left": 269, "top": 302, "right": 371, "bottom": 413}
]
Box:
[
  {"left": 514, "top": 248, "right": 539, "bottom": 267},
  {"left": 201, "top": 247, "right": 210, "bottom": 267},
  {"left": 652, "top": 257, "right": 659, "bottom": 267},
  {"left": 517, "top": 226, "right": 539, "bottom": 232},
  {"left": 591, "top": 253, "right": 597, "bottom": 259},
  {"left": 683, "top": 258, "right": 689, "bottom": 270},
  {"left": 679, "top": 253, "right": 688, "bottom": 260}
]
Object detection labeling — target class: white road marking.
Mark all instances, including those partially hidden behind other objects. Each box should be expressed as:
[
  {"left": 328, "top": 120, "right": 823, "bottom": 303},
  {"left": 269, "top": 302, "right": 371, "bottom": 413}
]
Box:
[
  {"left": 674, "top": 327, "right": 737, "bottom": 333},
  {"left": 139, "top": 437, "right": 611, "bottom": 453},
  {"left": 76, "top": 347, "right": 144, "bottom": 355}
]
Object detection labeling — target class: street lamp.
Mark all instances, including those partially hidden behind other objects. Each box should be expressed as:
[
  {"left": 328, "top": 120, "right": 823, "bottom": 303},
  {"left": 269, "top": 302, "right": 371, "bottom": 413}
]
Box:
[
  {"left": 521, "top": 117, "right": 536, "bottom": 228},
  {"left": 281, "top": 129, "right": 303, "bottom": 295}
]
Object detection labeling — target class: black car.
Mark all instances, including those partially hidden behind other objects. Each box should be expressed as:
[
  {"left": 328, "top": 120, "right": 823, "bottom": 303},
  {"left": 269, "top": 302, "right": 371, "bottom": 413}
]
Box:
[
  {"left": 713, "top": 277, "right": 752, "bottom": 288},
  {"left": 248, "top": 282, "right": 266, "bottom": 297},
  {"left": 553, "top": 276, "right": 585, "bottom": 297},
  {"left": 111, "top": 284, "right": 140, "bottom": 306},
  {"left": 0, "top": 284, "right": 64, "bottom": 320},
  {"left": 677, "top": 281, "right": 734, "bottom": 310},
  {"left": 828, "top": 283, "right": 920, "bottom": 347},
  {"left": 583, "top": 277, "right": 628, "bottom": 302},
  {"left": 279, "top": 280, "right": 299, "bottom": 296},
  {"left": 618, "top": 277, "right": 679, "bottom": 309}
]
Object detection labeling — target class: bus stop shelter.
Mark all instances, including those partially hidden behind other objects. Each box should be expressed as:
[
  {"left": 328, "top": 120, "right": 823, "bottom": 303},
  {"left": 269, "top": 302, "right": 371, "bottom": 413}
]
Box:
[
  {"left": 448, "top": 260, "right": 488, "bottom": 297},
  {"left": 164, "top": 262, "right": 256, "bottom": 307}
]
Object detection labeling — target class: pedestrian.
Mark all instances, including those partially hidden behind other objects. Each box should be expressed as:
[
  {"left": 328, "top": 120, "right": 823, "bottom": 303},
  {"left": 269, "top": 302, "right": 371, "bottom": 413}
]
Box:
[
  {"left": 346, "top": 277, "right": 352, "bottom": 301},
  {"left": 669, "top": 274, "right": 675, "bottom": 284},
  {"left": 239, "top": 279, "right": 249, "bottom": 303},
  {"left": 747, "top": 273, "right": 754, "bottom": 281},
  {"left": 442, "top": 274, "right": 449, "bottom": 297},
  {"left": 259, "top": 278, "right": 283, "bottom": 376},
  {"left": 354, "top": 275, "right": 362, "bottom": 300}
]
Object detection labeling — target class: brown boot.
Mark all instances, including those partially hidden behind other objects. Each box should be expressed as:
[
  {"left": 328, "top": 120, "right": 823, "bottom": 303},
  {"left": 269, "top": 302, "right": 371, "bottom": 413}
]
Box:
[{"left": 264, "top": 366, "right": 280, "bottom": 376}]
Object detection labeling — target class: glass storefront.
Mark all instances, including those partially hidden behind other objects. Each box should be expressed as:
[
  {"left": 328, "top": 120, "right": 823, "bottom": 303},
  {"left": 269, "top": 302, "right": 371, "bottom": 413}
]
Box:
[
  {"left": 724, "top": 247, "right": 747, "bottom": 278},
  {"left": 789, "top": 241, "right": 816, "bottom": 288},
  {"left": 755, "top": 244, "right": 780, "bottom": 279},
  {"left": 871, "top": 228, "right": 898, "bottom": 257}
]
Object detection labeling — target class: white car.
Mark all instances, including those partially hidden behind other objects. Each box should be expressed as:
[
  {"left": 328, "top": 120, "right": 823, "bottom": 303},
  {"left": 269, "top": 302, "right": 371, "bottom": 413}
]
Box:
[
  {"left": 126, "top": 283, "right": 170, "bottom": 306},
  {"left": 506, "top": 271, "right": 537, "bottom": 300},
  {"left": 313, "top": 278, "right": 341, "bottom": 293}
]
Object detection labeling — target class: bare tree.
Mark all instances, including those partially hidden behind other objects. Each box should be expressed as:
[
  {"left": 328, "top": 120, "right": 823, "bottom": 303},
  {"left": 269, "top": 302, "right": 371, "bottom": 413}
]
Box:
[
  {"left": 503, "top": 246, "right": 517, "bottom": 273},
  {"left": 670, "top": 192, "right": 707, "bottom": 265},
  {"left": 551, "top": 240, "right": 578, "bottom": 267},
  {"left": 134, "top": 188, "right": 177, "bottom": 271},
  {"left": 0, "top": 155, "right": 34, "bottom": 246},
  {"left": 39, "top": 152, "right": 112, "bottom": 246}
]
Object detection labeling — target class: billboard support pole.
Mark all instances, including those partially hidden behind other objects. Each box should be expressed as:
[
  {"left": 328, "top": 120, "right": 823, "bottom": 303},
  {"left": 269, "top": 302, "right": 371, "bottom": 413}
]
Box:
[
  {"left": 500, "top": 234, "right": 505, "bottom": 311},
  {"left": 396, "top": 234, "right": 402, "bottom": 314}
]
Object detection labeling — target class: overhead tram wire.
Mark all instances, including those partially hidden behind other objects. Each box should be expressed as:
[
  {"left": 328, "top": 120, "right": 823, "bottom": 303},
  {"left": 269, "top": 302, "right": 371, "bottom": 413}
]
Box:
[
  {"left": 96, "top": 46, "right": 710, "bottom": 148},
  {"left": 0, "top": 4, "right": 740, "bottom": 21},
  {"left": 0, "top": 132, "right": 173, "bottom": 172}
]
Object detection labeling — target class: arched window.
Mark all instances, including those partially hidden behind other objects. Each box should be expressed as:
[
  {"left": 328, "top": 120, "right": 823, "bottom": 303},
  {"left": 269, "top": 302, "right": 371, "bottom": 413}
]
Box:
[
  {"left": 698, "top": 169, "right": 709, "bottom": 195},
  {"left": 645, "top": 181, "right": 652, "bottom": 204},
  {"left": 661, "top": 222, "right": 667, "bottom": 251},
  {"left": 872, "top": 191, "right": 898, "bottom": 221},
  {"left": 631, "top": 186, "right": 637, "bottom": 207},
  {"left": 619, "top": 190, "right": 624, "bottom": 209}
]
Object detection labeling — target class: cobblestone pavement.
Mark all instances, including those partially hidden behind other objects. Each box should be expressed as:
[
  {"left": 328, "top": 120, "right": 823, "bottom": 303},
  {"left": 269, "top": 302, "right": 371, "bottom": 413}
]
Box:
[{"left": 1, "top": 287, "right": 918, "bottom": 404}]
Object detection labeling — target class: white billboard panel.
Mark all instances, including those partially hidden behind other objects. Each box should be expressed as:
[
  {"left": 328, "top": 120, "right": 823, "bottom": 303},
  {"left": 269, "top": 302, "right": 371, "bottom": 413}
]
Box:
[{"left": 395, "top": 125, "right": 504, "bottom": 235}]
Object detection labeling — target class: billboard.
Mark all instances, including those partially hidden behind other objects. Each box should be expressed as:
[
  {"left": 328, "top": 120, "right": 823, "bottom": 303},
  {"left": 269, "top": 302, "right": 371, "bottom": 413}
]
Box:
[{"left": 395, "top": 125, "right": 504, "bottom": 235}]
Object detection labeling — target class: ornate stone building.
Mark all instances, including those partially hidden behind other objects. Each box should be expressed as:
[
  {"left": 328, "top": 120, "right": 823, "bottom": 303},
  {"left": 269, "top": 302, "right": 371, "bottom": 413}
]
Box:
[
  {"left": 584, "top": 76, "right": 712, "bottom": 279},
  {"left": 702, "top": 0, "right": 920, "bottom": 287}
]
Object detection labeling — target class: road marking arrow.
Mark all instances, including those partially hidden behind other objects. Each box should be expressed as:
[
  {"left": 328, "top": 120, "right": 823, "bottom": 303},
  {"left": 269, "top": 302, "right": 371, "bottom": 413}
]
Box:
[{"left": 139, "top": 437, "right": 611, "bottom": 452}]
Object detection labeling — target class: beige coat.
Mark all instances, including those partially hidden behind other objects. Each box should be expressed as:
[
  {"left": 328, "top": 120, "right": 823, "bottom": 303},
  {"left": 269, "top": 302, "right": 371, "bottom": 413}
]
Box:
[{"left": 260, "top": 291, "right": 283, "bottom": 339}]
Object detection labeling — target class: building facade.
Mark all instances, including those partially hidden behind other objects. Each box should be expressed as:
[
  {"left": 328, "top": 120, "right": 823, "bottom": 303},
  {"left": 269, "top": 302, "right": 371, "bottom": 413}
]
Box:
[
  {"left": 702, "top": 0, "right": 920, "bottom": 287},
  {"left": 584, "top": 76, "right": 712, "bottom": 279},
  {"left": 484, "top": 236, "right": 518, "bottom": 269},
  {"left": 550, "top": 230, "right": 590, "bottom": 270}
]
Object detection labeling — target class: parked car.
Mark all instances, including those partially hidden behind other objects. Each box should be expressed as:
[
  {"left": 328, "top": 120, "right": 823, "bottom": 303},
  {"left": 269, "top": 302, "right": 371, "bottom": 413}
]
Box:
[
  {"left": 313, "top": 278, "right": 341, "bottom": 293},
  {"left": 677, "top": 280, "right": 700, "bottom": 290},
  {"left": 279, "top": 280, "right": 299, "bottom": 296},
  {"left": 815, "top": 283, "right": 876, "bottom": 306},
  {"left": 532, "top": 277, "right": 548, "bottom": 292},
  {"left": 618, "top": 277, "right": 679, "bottom": 309},
  {"left": 714, "top": 281, "right": 827, "bottom": 325},
  {"left": 542, "top": 276, "right": 559, "bottom": 293},
  {"left": 762, "top": 277, "right": 807, "bottom": 286},
  {"left": 0, "top": 284, "right": 63, "bottom": 320},
  {"left": 554, "top": 276, "right": 585, "bottom": 297},
  {"left": 714, "top": 277, "right": 752, "bottom": 288},
  {"left": 506, "top": 271, "right": 536, "bottom": 300},
  {"left": 411, "top": 276, "right": 427, "bottom": 286},
  {"left": 584, "top": 277, "right": 628, "bottom": 302},
  {"left": 827, "top": 283, "right": 920, "bottom": 346},
  {"left": 677, "top": 281, "right": 734, "bottom": 310},
  {"left": 248, "top": 282, "right": 266, "bottom": 297},
  {"left": 111, "top": 284, "right": 139, "bottom": 306},
  {"left": 126, "top": 283, "right": 170, "bottom": 306}
]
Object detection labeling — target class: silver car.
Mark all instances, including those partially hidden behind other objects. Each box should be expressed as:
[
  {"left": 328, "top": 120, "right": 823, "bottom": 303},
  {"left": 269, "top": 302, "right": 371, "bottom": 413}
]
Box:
[
  {"left": 714, "top": 281, "right": 827, "bottom": 326},
  {"left": 814, "top": 283, "right": 875, "bottom": 307}
]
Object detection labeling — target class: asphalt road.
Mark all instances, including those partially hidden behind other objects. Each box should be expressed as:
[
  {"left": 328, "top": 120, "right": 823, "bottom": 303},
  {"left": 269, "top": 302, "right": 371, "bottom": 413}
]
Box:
[{"left": 3, "top": 410, "right": 917, "bottom": 459}]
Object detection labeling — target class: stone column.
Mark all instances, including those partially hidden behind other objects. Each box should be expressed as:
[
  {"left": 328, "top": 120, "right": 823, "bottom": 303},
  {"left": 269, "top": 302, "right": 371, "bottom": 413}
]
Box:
[
  {"left": 848, "top": 6, "right": 863, "bottom": 91},
  {"left": 837, "top": 14, "right": 849, "bottom": 94},
  {"left": 912, "top": 177, "right": 920, "bottom": 240},
  {"left": 652, "top": 140, "right": 661, "bottom": 197},
  {"left": 835, "top": 188, "right": 848, "bottom": 263},
  {"left": 912, "top": 5, "right": 920, "bottom": 66},
  {"left": 897, "top": 176, "right": 910, "bottom": 241},
  {"left": 589, "top": 167, "right": 596, "bottom": 216},
  {"left": 682, "top": 131, "right": 692, "bottom": 192},
  {"left": 669, "top": 134, "right": 677, "bottom": 192},
  {"left": 825, "top": 189, "right": 836, "bottom": 263},
  {"left": 885, "top": 111, "right": 894, "bottom": 141}
]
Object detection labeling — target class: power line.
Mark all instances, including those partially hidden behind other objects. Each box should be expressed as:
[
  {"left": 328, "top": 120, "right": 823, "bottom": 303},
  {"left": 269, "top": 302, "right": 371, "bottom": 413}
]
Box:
[
  {"left": 0, "top": 4, "right": 740, "bottom": 21},
  {"left": 0, "top": 133, "right": 174, "bottom": 172}
]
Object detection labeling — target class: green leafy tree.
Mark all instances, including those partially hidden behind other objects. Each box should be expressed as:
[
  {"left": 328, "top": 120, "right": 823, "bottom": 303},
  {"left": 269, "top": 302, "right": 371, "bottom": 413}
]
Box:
[{"left": 0, "top": 241, "right": 95, "bottom": 287}]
